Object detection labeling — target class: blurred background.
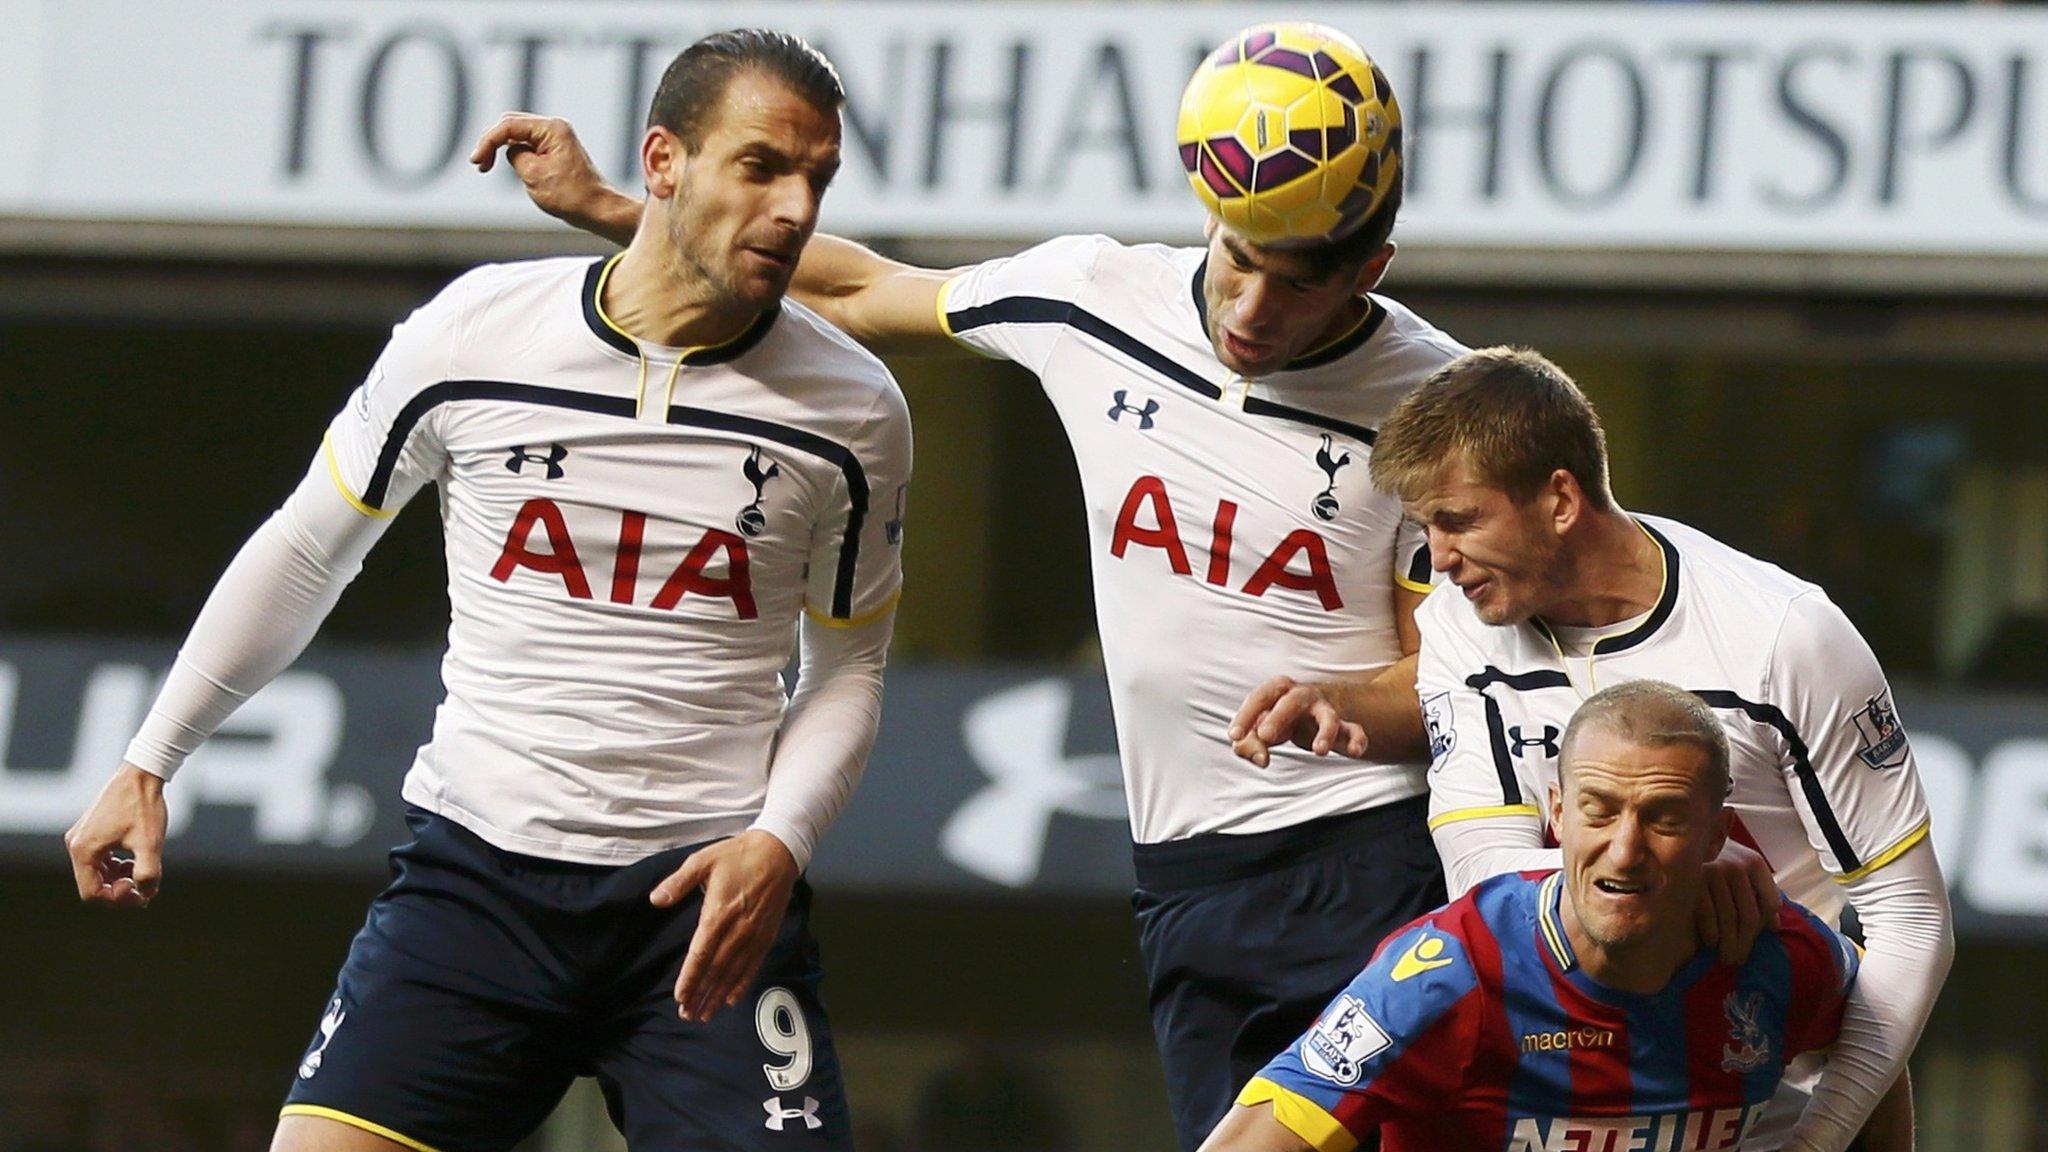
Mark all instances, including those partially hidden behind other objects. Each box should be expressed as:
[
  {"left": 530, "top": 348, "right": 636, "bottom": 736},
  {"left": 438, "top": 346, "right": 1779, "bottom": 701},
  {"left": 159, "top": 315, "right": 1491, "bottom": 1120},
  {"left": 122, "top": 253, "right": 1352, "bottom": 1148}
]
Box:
[{"left": 4, "top": 1, "right": 2047, "bottom": 1149}]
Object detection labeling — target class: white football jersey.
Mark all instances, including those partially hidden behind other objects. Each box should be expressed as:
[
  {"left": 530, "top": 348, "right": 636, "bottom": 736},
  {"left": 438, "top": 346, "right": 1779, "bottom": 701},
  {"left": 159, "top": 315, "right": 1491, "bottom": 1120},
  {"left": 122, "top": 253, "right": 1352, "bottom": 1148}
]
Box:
[
  {"left": 940, "top": 235, "right": 1465, "bottom": 843},
  {"left": 1419, "top": 514, "right": 1933, "bottom": 923},
  {"left": 324, "top": 255, "right": 910, "bottom": 863}
]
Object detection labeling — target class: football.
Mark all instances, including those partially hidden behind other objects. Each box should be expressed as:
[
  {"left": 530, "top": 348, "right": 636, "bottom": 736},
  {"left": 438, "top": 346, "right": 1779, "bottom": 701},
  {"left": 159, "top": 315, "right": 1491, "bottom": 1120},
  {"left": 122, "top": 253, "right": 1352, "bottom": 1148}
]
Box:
[{"left": 1175, "top": 22, "right": 1403, "bottom": 247}]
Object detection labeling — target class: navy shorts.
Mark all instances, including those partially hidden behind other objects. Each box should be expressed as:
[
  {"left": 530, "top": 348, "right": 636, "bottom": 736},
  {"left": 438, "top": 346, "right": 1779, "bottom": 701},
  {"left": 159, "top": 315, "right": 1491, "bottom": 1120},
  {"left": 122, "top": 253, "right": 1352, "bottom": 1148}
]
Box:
[
  {"left": 1131, "top": 796, "right": 1446, "bottom": 1152},
  {"left": 282, "top": 808, "right": 852, "bottom": 1152}
]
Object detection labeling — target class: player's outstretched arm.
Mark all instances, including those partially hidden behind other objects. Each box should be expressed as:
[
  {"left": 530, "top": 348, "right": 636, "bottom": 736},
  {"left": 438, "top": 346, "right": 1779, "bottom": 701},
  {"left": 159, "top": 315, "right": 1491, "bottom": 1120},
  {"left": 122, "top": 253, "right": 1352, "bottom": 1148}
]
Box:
[
  {"left": 1228, "top": 586, "right": 1430, "bottom": 766},
  {"left": 1196, "top": 1103, "right": 1316, "bottom": 1152},
  {"left": 471, "top": 113, "right": 642, "bottom": 247},
  {"left": 63, "top": 458, "right": 392, "bottom": 907},
  {"left": 472, "top": 114, "right": 961, "bottom": 356}
]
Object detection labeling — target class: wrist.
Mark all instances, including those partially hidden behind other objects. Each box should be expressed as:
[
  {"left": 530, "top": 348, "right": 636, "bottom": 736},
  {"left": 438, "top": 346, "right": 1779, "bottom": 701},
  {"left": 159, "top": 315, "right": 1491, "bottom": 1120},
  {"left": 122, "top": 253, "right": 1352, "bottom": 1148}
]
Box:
[{"left": 120, "top": 762, "right": 167, "bottom": 793}]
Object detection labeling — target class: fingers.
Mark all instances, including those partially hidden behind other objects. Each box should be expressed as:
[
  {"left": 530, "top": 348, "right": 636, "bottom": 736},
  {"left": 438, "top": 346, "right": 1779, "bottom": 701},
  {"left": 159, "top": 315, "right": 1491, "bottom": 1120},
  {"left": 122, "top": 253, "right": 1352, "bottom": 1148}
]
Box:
[
  {"left": 1300, "top": 699, "right": 1369, "bottom": 758},
  {"left": 650, "top": 854, "right": 710, "bottom": 908},
  {"left": 468, "top": 112, "right": 552, "bottom": 171},
  {"left": 65, "top": 830, "right": 102, "bottom": 901},
  {"left": 1227, "top": 678, "right": 1294, "bottom": 744}
]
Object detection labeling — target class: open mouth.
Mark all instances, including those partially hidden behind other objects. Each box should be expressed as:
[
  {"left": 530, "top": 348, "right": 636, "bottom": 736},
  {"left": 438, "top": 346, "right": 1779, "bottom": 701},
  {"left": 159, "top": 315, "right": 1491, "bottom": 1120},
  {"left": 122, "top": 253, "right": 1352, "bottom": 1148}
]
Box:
[
  {"left": 1221, "top": 330, "right": 1272, "bottom": 362},
  {"left": 1593, "top": 879, "right": 1649, "bottom": 895}
]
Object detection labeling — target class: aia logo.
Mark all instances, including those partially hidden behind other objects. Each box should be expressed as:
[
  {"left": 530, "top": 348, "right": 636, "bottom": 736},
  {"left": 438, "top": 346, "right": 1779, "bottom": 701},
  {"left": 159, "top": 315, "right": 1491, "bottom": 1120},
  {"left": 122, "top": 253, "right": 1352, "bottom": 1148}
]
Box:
[
  {"left": 736, "top": 446, "right": 780, "bottom": 538},
  {"left": 491, "top": 499, "right": 757, "bottom": 619},
  {"left": 1109, "top": 474, "right": 1342, "bottom": 610},
  {"left": 1312, "top": 434, "right": 1350, "bottom": 521},
  {"left": 506, "top": 443, "right": 568, "bottom": 480},
  {"left": 1107, "top": 389, "right": 1160, "bottom": 430}
]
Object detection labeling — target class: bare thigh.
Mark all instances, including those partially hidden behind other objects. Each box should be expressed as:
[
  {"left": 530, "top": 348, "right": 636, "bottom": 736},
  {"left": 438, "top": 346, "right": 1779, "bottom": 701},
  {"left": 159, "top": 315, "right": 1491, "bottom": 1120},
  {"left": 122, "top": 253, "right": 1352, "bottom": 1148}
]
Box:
[{"left": 272, "top": 1113, "right": 420, "bottom": 1152}]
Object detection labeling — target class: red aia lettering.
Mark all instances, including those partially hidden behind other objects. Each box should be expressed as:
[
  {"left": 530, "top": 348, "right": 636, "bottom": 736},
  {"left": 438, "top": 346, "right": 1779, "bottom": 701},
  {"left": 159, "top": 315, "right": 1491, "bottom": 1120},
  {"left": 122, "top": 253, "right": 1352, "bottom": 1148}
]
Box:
[
  {"left": 491, "top": 499, "right": 757, "bottom": 618},
  {"left": 491, "top": 498, "right": 592, "bottom": 599},
  {"left": 649, "top": 530, "right": 757, "bottom": 619},
  {"left": 1109, "top": 475, "right": 1192, "bottom": 575},
  {"left": 1107, "top": 476, "right": 1341, "bottom": 610}
]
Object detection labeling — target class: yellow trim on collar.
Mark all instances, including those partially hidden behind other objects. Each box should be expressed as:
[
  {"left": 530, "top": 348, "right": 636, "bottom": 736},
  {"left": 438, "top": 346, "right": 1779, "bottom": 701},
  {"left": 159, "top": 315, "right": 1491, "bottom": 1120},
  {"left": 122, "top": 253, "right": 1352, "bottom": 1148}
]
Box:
[
  {"left": 279, "top": 1105, "right": 444, "bottom": 1152},
  {"left": 1426, "top": 803, "right": 1540, "bottom": 831},
  {"left": 322, "top": 434, "right": 391, "bottom": 519},
  {"left": 1834, "top": 818, "right": 1931, "bottom": 884},
  {"left": 803, "top": 587, "right": 902, "bottom": 630},
  {"left": 1236, "top": 1077, "right": 1358, "bottom": 1152}
]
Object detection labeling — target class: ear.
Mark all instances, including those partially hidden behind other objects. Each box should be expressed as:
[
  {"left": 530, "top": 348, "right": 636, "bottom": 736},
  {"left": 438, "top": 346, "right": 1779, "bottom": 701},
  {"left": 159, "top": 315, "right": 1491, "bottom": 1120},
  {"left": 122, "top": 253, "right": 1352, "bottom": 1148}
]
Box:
[
  {"left": 1547, "top": 781, "right": 1564, "bottom": 843},
  {"left": 1546, "top": 468, "right": 1585, "bottom": 537},
  {"left": 1202, "top": 214, "right": 1220, "bottom": 243},
  {"left": 1704, "top": 805, "right": 1731, "bottom": 862},
  {"left": 1352, "top": 242, "right": 1397, "bottom": 295},
  {"left": 642, "top": 127, "right": 686, "bottom": 200}
]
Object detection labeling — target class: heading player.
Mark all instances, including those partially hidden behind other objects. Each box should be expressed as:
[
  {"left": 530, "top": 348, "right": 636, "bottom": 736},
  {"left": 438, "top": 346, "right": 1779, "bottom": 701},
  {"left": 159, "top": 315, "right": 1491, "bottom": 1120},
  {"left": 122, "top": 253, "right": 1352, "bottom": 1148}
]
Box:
[
  {"left": 1204, "top": 681, "right": 1907, "bottom": 1152},
  {"left": 472, "top": 22, "right": 1461, "bottom": 1150},
  {"left": 1241, "top": 347, "right": 1952, "bottom": 1151},
  {"left": 65, "top": 30, "right": 909, "bottom": 1152}
]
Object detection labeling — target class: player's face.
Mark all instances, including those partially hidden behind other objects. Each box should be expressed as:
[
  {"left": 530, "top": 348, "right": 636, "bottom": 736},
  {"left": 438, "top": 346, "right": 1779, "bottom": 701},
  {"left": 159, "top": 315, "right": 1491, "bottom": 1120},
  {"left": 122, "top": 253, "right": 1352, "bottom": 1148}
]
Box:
[
  {"left": 1553, "top": 728, "right": 1728, "bottom": 960},
  {"left": 1403, "top": 457, "right": 1571, "bottom": 626},
  {"left": 659, "top": 71, "right": 842, "bottom": 310},
  {"left": 1198, "top": 220, "right": 1389, "bottom": 376}
]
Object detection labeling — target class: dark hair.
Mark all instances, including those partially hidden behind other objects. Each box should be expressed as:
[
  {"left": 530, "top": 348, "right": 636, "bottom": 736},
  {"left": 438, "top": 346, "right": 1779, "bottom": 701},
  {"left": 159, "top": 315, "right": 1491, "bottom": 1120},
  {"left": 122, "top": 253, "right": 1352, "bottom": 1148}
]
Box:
[
  {"left": 1293, "top": 178, "right": 1403, "bottom": 278},
  {"left": 1368, "top": 346, "right": 1615, "bottom": 511},
  {"left": 646, "top": 29, "right": 845, "bottom": 148}
]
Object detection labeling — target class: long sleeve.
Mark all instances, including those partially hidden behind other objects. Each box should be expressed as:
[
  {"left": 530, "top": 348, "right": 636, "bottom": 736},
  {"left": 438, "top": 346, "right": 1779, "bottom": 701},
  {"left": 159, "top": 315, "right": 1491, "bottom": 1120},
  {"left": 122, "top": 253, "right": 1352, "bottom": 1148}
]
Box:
[
  {"left": 747, "top": 610, "right": 895, "bottom": 871},
  {"left": 1786, "top": 840, "right": 1955, "bottom": 1152},
  {"left": 122, "top": 459, "right": 394, "bottom": 780}
]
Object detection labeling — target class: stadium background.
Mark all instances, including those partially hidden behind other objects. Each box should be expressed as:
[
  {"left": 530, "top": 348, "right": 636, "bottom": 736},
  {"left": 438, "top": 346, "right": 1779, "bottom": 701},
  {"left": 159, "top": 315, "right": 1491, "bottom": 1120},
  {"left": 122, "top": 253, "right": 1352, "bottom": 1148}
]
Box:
[{"left": 3, "top": 1, "right": 2046, "bottom": 1148}]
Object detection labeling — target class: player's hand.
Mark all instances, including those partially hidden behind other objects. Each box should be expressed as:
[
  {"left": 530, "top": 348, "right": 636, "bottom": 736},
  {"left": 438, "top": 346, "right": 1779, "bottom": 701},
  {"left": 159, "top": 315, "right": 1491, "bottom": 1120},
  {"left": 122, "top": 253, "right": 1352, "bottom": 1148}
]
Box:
[
  {"left": 64, "top": 763, "right": 169, "bottom": 908},
  {"left": 1226, "top": 676, "right": 1368, "bottom": 768},
  {"left": 1697, "top": 839, "right": 1780, "bottom": 965},
  {"left": 652, "top": 829, "right": 801, "bottom": 1023},
  {"left": 469, "top": 112, "right": 633, "bottom": 235}
]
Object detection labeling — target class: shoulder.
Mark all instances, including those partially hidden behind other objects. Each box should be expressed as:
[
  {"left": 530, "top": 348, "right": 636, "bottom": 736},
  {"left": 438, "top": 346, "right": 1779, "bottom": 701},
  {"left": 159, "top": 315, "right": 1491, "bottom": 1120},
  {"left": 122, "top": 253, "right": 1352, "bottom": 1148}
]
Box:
[
  {"left": 1644, "top": 514, "right": 1820, "bottom": 639},
  {"left": 765, "top": 301, "right": 911, "bottom": 436},
  {"left": 1769, "top": 897, "right": 1862, "bottom": 991},
  {"left": 1367, "top": 293, "right": 1470, "bottom": 374}
]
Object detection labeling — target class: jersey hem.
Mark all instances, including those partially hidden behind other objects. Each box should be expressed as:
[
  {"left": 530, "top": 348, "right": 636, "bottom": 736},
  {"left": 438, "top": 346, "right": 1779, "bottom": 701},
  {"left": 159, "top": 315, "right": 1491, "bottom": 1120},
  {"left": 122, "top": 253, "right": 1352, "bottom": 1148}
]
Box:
[
  {"left": 804, "top": 586, "right": 901, "bottom": 629},
  {"left": 1427, "top": 803, "right": 1541, "bottom": 831},
  {"left": 1236, "top": 1077, "right": 1358, "bottom": 1152},
  {"left": 279, "top": 1105, "right": 445, "bottom": 1152},
  {"left": 1833, "top": 817, "right": 1931, "bottom": 884},
  {"left": 401, "top": 785, "right": 755, "bottom": 866},
  {"left": 322, "top": 434, "right": 393, "bottom": 519},
  {"left": 935, "top": 275, "right": 993, "bottom": 357}
]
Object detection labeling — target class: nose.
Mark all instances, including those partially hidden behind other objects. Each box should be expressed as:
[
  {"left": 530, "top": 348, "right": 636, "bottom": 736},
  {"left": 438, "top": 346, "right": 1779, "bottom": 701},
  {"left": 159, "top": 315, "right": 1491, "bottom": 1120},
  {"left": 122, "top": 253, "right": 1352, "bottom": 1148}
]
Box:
[
  {"left": 1427, "top": 527, "right": 1458, "bottom": 572},
  {"left": 1234, "top": 275, "right": 1281, "bottom": 333},
  {"left": 1606, "top": 812, "right": 1649, "bottom": 870},
  {"left": 770, "top": 175, "right": 821, "bottom": 233}
]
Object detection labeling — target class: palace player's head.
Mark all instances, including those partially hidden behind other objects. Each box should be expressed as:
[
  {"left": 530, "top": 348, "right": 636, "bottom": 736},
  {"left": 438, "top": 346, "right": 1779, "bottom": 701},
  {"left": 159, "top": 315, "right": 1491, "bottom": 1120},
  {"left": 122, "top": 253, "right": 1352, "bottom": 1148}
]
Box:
[
  {"left": 1179, "top": 23, "right": 1405, "bottom": 378},
  {"left": 639, "top": 30, "right": 844, "bottom": 312},
  {"left": 1367, "top": 346, "right": 1619, "bottom": 626},
  {"left": 1552, "top": 681, "right": 1733, "bottom": 986}
]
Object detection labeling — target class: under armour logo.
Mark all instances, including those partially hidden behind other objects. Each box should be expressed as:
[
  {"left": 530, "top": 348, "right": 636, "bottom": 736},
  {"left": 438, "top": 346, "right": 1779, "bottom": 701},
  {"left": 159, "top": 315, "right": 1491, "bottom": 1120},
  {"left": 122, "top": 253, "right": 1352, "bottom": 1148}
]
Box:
[
  {"left": 297, "top": 995, "right": 346, "bottom": 1080},
  {"left": 763, "top": 1096, "right": 822, "bottom": 1132},
  {"left": 1509, "top": 724, "right": 1561, "bottom": 759},
  {"left": 506, "top": 443, "right": 568, "bottom": 480},
  {"left": 1107, "top": 390, "right": 1160, "bottom": 429},
  {"left": 737, "top": 446, "right": 781, "bottom": 538},
  {"left": 1312, "top": 434, "right": 1351, "bottom": 521}
]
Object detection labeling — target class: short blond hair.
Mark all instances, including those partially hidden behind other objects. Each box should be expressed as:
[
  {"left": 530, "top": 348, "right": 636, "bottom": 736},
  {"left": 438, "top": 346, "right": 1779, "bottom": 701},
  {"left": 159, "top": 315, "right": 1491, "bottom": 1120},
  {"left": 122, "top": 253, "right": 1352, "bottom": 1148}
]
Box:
[
  {"left": 1368, "top": 346, "right": 1613, "bottom": 510},
  {"left": 1560, "top": 680, "right": 1730, "bottom": 805}
]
